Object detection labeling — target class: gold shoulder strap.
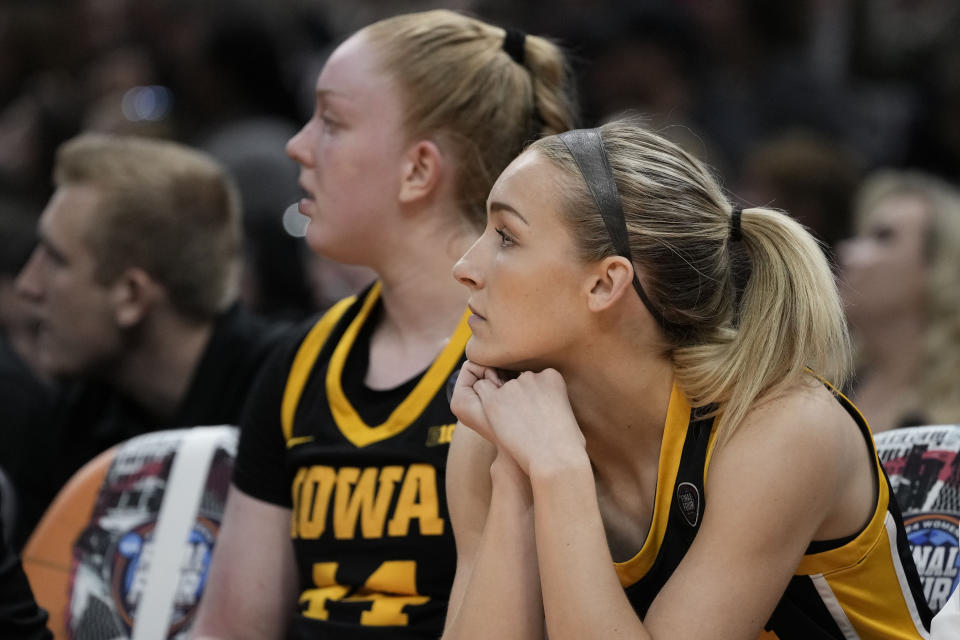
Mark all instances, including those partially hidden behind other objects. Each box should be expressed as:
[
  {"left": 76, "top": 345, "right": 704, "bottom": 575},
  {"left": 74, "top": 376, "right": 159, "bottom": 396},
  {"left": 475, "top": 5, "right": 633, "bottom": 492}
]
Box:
[{"left": 281, "top": 295, "right": 356, "bottom": 444}]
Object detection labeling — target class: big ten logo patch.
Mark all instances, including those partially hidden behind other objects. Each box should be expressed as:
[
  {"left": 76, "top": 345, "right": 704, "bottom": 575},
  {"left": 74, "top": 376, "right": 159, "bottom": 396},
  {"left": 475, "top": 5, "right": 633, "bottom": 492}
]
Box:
[
  {"left": 426, "top": 423, "right": 456, "bottom": 447},
  {"left": 905, "top": 513, "right": 960, "bottom": 612},
  {"left": 291, "top": 464, "right": 444, "bottom": 540},
  {"left": 110, "top": 517, "right": 218, "bottom": 633}
]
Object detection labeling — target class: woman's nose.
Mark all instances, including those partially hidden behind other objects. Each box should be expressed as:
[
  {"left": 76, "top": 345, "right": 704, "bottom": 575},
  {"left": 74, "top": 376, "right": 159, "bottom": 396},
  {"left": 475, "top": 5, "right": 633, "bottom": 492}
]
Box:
[
  {"left": 286, "top": 121, "right": 315, "bottom": 166},
  {"left": 834, "top": 238, "right": 863, "bottom": 271},
  {"left": 15, "top": 248, "right": 45, "bottom": 302},
  {"left": 452, "top": 244, "right": 483, "bottom": 289}
]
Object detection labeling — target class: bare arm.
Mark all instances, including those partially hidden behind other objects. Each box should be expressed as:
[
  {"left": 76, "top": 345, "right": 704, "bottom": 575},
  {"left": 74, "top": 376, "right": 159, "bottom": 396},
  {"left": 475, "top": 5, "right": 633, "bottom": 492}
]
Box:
[
  {"left": 191, "top": 485, "right": 299, "bottom": 640},
  {"left": 442, "top": 432, "right": 543, "bottom": 639},
  {"left": 441, "top": 424, "right": 494, "bottom": 632},
  {"left": 442, "top": 363, "right": 545, "bottom": 639}
]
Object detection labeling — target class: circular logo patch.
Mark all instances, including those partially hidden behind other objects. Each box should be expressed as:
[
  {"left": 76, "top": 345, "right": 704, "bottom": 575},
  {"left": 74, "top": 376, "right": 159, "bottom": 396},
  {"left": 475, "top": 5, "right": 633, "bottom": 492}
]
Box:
[{"left": 110, "top": 517, "right": 219, "bottom": 634}]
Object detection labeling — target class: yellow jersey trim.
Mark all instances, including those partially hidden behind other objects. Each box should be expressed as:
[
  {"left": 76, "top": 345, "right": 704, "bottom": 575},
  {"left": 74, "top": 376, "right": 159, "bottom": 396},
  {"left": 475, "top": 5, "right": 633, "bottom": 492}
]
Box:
[
  {"left": 281, "top": 295, "right": 356, "bottom": 445},
  {"left": 325, "top": 283, "right": 471, "bottom": 449},
  {"left": 286, "top": 435, "right": 316, "bottom": 449},
  {"left": 615, "top": 381, "right": 691, "bottom": 586}
]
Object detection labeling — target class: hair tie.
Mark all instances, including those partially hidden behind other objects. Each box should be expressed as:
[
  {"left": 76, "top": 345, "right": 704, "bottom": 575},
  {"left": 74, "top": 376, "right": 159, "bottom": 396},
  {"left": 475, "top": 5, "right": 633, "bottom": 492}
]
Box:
[
  {"left": 502, "top": 28, "right": 526, "bottom": 65},
  {"left": 729, "top": 206, "right": 743, "bottom": 242},
  {"left": 728, "top": 205, "right": 751, "bottom": 325}
]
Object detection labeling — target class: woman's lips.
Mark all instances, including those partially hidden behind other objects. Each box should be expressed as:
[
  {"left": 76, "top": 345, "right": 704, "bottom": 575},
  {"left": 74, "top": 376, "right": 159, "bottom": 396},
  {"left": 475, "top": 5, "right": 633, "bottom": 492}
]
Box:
[{"left": 297, "top": 197, "right": 312, "bottom": 216}]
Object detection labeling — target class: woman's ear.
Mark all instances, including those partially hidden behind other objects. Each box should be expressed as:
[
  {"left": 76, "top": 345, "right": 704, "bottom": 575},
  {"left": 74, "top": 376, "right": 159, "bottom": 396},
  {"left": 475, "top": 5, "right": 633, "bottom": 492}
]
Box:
[
  {"left": 398, "top": 140, "right": 445, "bottom": 205},
  {"left": 586, "top": 256, "right": 635, "bottom": 312}
]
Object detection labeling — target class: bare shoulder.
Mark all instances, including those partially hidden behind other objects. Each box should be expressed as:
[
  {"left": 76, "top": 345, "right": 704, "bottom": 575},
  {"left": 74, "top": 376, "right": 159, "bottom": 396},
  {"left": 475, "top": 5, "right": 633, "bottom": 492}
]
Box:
[
  {"left": 698, "top": 379, "right": 869, "bottom": 560},
  {"left": 735, "top": 378, "right": 860, "bottom": 456},
  {"left": 709, "top": 378, "right": 865, "bottom": 509}
]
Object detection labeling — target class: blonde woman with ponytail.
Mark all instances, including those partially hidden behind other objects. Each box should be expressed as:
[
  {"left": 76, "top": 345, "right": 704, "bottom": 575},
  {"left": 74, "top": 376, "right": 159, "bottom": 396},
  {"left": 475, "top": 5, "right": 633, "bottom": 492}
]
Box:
[
  {"left": 194, "top": 10, "right": 577, "bottom": 639},
  {"left": 445, "top": 119, "right": 931, "bottom": 639}
]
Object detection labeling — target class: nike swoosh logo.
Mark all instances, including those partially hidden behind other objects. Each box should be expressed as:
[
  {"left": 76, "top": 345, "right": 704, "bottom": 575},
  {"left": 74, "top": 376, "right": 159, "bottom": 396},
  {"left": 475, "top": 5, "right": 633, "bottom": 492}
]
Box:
[{"left": 287, "top": 435, "right": 315, "bottom": 448}]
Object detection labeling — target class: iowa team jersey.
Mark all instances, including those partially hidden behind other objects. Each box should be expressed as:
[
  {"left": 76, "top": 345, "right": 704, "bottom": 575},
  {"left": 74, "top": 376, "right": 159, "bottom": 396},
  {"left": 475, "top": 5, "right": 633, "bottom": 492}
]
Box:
[
  {"left": 234, "top": 282, "right": 470, "bottom": 639},
  {"left": 616, "top": 381, "right": 932, "bottom": 639}
]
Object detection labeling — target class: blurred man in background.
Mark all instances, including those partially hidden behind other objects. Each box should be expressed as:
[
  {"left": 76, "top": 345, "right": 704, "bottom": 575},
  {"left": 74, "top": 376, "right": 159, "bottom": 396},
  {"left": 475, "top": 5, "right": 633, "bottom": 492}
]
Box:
[{"left": 11, "top": 134, "right": 286, "bottom": 546}]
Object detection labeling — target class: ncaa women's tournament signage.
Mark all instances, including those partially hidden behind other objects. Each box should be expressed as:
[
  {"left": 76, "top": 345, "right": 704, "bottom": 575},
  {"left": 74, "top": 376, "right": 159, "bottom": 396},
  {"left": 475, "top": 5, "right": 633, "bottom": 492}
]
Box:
[
  {"left": 68, "top": 427, "right": 236, "bottom": 639},
  {"left": 876, "top": 424, "right": 960, "bottom": 614}
]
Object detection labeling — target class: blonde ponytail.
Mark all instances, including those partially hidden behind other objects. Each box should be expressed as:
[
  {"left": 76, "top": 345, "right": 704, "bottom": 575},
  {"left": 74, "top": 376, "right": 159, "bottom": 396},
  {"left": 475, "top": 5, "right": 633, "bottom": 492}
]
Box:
[
  {"left": 523, "top": 34, "right": 579, "bottom": 139},
  {"left": 672, "top": 207, "right": 851, "bottom": 443}
]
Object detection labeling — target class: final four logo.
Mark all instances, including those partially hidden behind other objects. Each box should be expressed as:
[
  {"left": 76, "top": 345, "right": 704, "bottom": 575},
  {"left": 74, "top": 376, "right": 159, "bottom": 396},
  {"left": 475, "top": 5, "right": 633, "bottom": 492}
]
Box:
[
  {"left": 903, "top": 513, "right": 960, "bottom": 612},
  {"left": 110, "top": 517, "right": 219, "bottom": 635}
]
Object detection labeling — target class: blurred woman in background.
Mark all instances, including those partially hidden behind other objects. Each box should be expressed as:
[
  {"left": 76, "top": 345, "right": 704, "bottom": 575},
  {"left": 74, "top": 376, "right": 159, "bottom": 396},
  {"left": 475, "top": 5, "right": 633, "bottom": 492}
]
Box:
[{"left": 839, "top": 171, "right": 960, "bottom": 432}]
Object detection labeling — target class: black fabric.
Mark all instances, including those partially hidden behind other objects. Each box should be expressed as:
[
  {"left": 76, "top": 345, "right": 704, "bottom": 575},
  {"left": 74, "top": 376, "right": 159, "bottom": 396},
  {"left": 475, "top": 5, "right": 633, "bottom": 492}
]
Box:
[
  {"left": 804, "top": 529, "right": 860, "bottom": 555},
  {"left": 233, "top": 320, "right": 314, "bottom": 508},
  {"left": 502, "top": 28, "right": 526, "bottom": 65},
  {"left": 557, "top": 128, "right": 670, "bottom": 331},
  {"left": 622, "top": 407, "right": 713, "bottom": 618},
  {"left": 172, "top": 304, "right": 291, "bottom": 425},
  {"left": 10, "top": 304, "right": 289, "bottom": 547},
  {"left": 0, "top": 336, "right": 57, "bottom": 549},
  {"left": 669, "top": 407, "right": 713, "bottom": 546},
  {"left": 0, "top": 485, "right": 52, "bottom": 639},
  {"left": 764, "top": 576, "right": 847, "bottom": 639}
]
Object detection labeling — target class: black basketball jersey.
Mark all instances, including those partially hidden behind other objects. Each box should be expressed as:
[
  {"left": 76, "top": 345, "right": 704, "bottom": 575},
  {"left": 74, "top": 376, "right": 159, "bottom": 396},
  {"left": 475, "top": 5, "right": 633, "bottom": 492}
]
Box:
[
  {"left": 236, "top": 282, "right": 469, "bottom": 639},
  {"left": 617, "top": 381, "right": 932, "bottom": 639}
]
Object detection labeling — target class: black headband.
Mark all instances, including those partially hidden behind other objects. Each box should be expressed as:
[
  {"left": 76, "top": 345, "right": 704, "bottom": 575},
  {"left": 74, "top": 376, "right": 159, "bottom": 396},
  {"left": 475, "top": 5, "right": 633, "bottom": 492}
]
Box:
[
  {"left": 557, "top": 128, "right": 671, "bottom": 331},
  {"left": 502, "top": 28, "right": 526, "bottom": 65}
]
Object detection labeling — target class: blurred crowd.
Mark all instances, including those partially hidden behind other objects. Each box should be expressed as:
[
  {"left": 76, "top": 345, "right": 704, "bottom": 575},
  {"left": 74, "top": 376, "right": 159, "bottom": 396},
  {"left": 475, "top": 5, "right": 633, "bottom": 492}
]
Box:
[{"left": 3, "top": 0, "right": 960, "bottom": 265}]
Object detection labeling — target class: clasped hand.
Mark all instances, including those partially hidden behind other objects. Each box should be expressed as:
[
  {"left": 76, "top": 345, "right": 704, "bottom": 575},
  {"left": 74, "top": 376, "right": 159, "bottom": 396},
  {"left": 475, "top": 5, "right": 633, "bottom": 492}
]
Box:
[{"left": 450, "top": 360, "right": 587, "bottom": 475}]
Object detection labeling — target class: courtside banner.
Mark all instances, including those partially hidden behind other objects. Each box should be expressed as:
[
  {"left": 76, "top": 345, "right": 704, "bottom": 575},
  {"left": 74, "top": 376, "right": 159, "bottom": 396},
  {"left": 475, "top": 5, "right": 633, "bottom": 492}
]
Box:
[
  {"left": 876, "top": 425, "right": 960, "bottom": 614},
  {"left": 67, "top": 427, "right": 237, "bottom": 640}
]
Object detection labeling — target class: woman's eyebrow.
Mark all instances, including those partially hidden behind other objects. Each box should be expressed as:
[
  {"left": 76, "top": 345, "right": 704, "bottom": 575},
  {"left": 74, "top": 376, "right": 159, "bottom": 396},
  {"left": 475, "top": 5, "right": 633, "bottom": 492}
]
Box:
[
  {"left": 37, "top": 229, "right": 68, "bottom": 265},
  {"left": 488, "top": 201, "right": 529, "bottom": 225},
  {"left": 315, "top": 88, "right": 353, "bottom": 105}
]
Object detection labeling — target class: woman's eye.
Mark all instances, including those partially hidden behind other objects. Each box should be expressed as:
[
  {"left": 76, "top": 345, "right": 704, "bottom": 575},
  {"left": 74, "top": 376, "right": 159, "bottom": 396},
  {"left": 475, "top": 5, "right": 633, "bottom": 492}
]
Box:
[
  {"left": 320, "top": 113, "right": 338, "bottom": 130},
  {"left": 495, "top": 228, "right": 514, "bottom": 247},
  {"left": 871, "top": 226, "right": 893, "bottom": 242}
]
